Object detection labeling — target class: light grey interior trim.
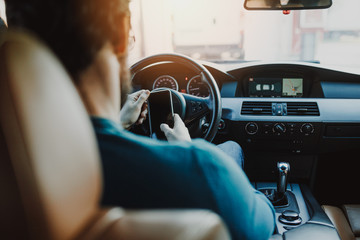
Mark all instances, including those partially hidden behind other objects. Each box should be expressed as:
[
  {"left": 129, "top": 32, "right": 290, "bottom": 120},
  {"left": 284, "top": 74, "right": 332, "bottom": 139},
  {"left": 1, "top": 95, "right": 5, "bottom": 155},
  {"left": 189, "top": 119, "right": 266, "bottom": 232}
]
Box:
[{"left": 222, "top": 98, "right": 360, "bottom": 122}]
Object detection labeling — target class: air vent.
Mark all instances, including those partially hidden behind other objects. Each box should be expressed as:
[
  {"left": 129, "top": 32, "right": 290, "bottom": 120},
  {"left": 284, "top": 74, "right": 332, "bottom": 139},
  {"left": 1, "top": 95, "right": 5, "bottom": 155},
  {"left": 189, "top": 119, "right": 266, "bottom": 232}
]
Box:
[
  {"left": 286, "top": 102, "right": 320, "bottom": 116},
  {"left": 241, "top": 101, "right": 272, "bottom": 115}
]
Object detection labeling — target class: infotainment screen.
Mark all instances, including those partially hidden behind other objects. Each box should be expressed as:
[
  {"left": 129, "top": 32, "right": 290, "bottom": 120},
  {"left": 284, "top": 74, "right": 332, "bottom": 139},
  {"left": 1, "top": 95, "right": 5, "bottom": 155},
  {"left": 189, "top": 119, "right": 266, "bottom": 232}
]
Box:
[{"left": 249, "top": 77, "right": 303, "bottom": 97}]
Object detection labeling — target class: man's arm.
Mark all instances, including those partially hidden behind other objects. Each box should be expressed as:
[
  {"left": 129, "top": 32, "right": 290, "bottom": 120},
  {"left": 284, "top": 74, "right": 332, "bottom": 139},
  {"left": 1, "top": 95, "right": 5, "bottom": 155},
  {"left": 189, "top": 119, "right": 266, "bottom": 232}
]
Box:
[
  {"left": 94, "top": 116, "right": 275, "bottom": 239},
  {"left": 190, "top": 141, "right": 276, "bottom": 240}
]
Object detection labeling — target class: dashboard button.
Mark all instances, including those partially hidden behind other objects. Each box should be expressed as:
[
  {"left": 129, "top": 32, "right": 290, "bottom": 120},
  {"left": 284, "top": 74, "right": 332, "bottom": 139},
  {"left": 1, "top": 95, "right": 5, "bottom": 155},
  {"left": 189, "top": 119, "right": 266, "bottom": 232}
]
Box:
[
  {"left": 218, "top": 119, "right": 226, "bottom": 130},
  {"left": 263, "top": 123, "right": 272, "bottom": 134},
  {"left": 282, "top": 103, "right": 287, "bottom": 115},
  {"left": 245, "top": 122, "right": 258, "bottom": 135},
  {"left": 273, "top": 123, "right": 287, "bottom": 135},
  {"left": 301, "top": 123, "right": 314, "bottom": 135},
  {"left": 288, "top": 123, "right": 297, "bottom": 128},
  {"left": 287, "top": 123, "right": 297, "bottom": 134},
  {"left": 272, "top": 103, "right": 288, "bottom": 116}
]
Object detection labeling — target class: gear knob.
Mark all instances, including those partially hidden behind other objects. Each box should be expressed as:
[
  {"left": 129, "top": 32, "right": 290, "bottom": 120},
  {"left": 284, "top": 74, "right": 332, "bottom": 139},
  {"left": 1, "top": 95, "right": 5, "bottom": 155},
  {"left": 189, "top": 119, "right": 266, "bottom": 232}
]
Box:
[{"left": 277, "top": 162, "right": 290, "bottom": 196}]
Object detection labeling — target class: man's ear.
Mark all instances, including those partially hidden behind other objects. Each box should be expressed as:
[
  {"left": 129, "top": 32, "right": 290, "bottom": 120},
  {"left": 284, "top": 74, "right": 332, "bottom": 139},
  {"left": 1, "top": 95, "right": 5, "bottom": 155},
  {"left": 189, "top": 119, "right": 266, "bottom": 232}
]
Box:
[{"left": 115, "top": 15, "right": 131, "bottom": 56}]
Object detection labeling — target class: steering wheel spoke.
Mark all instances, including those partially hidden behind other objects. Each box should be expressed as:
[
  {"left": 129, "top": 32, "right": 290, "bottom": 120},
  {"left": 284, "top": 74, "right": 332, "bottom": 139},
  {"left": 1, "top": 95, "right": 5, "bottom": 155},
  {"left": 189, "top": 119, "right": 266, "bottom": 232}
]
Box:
[{"left": 182, "top": 93, "right": 210, "bottom": 123}]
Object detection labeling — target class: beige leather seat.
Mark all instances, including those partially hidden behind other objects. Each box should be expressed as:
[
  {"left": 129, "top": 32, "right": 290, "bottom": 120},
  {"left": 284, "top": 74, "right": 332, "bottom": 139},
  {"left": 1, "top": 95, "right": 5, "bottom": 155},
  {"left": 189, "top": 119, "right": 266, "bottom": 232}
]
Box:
[
  {"left": 323, "top": 205, "right": 360, "bottom": 240},
  {"left": 0, "top": 31, "right": 230, "bottom": 240}
]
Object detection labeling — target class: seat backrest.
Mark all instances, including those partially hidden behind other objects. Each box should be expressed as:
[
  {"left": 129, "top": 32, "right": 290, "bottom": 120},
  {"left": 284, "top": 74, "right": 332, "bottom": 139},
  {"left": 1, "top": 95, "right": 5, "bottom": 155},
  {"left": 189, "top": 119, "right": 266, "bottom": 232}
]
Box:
[
  {"left": 0, "top": 31, "right": 102, "bottom": 240},
  {"left": 0, "top": 31, "right": 231, "bottom": 240}
]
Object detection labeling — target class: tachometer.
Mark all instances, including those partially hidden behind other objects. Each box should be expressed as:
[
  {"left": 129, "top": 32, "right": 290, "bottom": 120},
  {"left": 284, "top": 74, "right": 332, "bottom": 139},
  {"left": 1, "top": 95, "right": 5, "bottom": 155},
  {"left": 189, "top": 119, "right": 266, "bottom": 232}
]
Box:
[
  {"left": 153, "top": 75, "right": 179, "bottom": 91},
  {"left": 187, "top": 75, "right": 210, "bottom": 97}
]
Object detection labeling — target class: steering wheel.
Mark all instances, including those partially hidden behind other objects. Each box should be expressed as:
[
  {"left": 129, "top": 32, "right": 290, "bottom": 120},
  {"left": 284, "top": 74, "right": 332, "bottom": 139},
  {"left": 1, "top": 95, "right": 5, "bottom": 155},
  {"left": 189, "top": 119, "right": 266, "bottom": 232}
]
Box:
[{"left": 130, "top": 53, "right": 222, "bottom": 142}]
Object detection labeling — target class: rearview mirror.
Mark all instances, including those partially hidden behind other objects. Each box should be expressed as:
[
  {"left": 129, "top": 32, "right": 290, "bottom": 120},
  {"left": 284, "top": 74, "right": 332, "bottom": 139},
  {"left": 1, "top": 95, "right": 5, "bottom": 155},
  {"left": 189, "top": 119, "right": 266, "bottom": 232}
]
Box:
[{"left": 244, "top": 0, "right": 332, "bottom": 10}]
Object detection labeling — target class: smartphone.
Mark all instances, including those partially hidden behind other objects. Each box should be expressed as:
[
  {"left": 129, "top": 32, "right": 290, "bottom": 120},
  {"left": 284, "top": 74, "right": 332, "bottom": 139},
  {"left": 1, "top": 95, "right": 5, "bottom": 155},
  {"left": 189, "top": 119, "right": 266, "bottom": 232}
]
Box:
[{"left": 148, "top": 89, "right": 174, "bottom": 140}]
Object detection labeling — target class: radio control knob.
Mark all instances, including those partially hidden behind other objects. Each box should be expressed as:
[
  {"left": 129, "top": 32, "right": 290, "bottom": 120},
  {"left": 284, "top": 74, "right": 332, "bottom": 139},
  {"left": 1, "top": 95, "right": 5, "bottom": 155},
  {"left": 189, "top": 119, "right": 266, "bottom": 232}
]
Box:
[
  {"left": 245, "top": 122, "right": 258, "bottom": 135},
  {"left": 301, "top": 123, "right": 314, "bottom": 135},
  {"left": 273, "top": 123, "right": 286, "bottom": 135}
]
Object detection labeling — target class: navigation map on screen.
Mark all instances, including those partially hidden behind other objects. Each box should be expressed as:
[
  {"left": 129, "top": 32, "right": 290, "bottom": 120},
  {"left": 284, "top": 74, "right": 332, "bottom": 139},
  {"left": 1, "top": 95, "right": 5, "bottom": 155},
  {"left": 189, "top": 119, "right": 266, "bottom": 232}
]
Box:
[{"left": 282, "top": 78, "right": 303, "bottom": 97}]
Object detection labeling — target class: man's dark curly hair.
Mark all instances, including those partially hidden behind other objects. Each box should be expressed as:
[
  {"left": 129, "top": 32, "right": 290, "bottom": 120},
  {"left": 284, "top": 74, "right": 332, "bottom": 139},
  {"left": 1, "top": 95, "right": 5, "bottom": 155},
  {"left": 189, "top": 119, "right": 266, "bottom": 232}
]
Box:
[{"left": 6, "top": 0, "right": 130, "bottom": 79}]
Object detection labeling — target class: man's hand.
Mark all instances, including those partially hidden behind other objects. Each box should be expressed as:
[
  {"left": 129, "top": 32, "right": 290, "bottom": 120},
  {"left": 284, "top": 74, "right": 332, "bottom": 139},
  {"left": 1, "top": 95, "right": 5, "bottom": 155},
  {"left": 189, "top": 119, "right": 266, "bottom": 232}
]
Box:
[
  {"left": 120, "top": 90, "right": 150, "bottom": 129},
  {"left": 160, "top": 114, "right": 191, "bottom": 142}
]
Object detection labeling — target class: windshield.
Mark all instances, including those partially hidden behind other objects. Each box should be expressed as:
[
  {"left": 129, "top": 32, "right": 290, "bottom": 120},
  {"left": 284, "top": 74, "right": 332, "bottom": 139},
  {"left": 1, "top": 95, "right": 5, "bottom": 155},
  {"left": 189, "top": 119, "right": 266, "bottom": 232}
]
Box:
[{"left": 129, "top": 0, "right": 360, "bottom": 69}]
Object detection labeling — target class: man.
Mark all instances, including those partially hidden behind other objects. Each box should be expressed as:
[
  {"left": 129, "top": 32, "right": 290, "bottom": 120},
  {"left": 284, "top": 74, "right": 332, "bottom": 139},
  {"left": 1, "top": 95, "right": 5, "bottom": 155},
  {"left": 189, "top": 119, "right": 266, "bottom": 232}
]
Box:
[{"left": 6, "top": 0, "right": 276, "bottom": 239}]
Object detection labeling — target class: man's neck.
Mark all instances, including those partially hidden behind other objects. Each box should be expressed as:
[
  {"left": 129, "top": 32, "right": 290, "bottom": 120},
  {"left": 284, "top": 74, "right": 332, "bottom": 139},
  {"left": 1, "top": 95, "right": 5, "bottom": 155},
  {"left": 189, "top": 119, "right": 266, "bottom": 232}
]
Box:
[{"left": 76, "top": 44, "right": 121, "bottom": 123}]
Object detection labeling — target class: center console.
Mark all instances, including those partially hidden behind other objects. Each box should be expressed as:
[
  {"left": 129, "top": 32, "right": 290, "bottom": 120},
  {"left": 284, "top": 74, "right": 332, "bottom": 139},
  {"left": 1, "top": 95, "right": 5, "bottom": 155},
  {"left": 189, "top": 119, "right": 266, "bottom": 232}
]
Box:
[
  {"left": 238, "top": 99, "right": 322, "bottom": 154},
  {"left": 257, "top": 162, "right": 340, "bottom": 239}
]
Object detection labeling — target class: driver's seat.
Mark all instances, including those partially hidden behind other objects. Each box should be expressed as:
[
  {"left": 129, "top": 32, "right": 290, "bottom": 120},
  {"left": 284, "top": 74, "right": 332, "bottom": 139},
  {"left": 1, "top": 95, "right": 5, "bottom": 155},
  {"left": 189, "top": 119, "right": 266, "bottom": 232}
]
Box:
[{"left": 0, "top": 31, "right": 230, "bottom": 240}]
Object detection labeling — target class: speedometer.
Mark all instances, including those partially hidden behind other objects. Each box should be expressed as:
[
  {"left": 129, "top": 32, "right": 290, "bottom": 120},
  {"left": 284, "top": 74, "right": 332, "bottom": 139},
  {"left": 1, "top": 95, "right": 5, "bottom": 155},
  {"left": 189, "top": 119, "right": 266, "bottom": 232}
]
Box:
[
  {"left": 187, "top": 75, "right": 210, "bottom": 97},
  {"left": 153, "top": 75, "right": 179, "bottom": 91}
]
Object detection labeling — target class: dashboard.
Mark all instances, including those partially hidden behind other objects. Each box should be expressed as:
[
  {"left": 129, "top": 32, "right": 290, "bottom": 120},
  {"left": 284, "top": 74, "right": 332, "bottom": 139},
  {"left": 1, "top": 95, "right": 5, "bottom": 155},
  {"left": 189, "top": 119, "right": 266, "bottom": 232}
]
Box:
[
  {"left": 132, "top": 60, "right": 360, "bottom": 157},
  {"left": 220, "top": 62, "right": 360, "bottom": 149}
]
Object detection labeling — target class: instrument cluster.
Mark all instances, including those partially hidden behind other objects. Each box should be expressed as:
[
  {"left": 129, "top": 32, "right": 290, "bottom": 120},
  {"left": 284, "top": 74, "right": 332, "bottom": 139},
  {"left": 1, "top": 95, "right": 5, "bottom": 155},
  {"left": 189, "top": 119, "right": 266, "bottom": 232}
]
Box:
[{"left": 152, "top": 74, "right": 210, "bottom": 98}]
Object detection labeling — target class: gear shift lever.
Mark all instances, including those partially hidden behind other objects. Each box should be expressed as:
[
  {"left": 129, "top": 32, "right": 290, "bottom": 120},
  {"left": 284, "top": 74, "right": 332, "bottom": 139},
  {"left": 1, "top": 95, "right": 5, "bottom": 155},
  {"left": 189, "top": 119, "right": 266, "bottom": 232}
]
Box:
[
  {"left": 277, "top": 162, "right": 290, "bottom": 199},
  {"left": 260, "top": 162, "right": 291, "bottom": 206}
]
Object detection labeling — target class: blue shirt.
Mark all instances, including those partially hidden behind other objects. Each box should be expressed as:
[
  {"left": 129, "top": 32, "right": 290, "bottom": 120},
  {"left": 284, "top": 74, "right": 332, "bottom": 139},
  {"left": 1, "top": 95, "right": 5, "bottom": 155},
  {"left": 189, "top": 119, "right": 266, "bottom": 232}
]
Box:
[{"left": 91, "top": 117, "right": 276, "bottom": 240}]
